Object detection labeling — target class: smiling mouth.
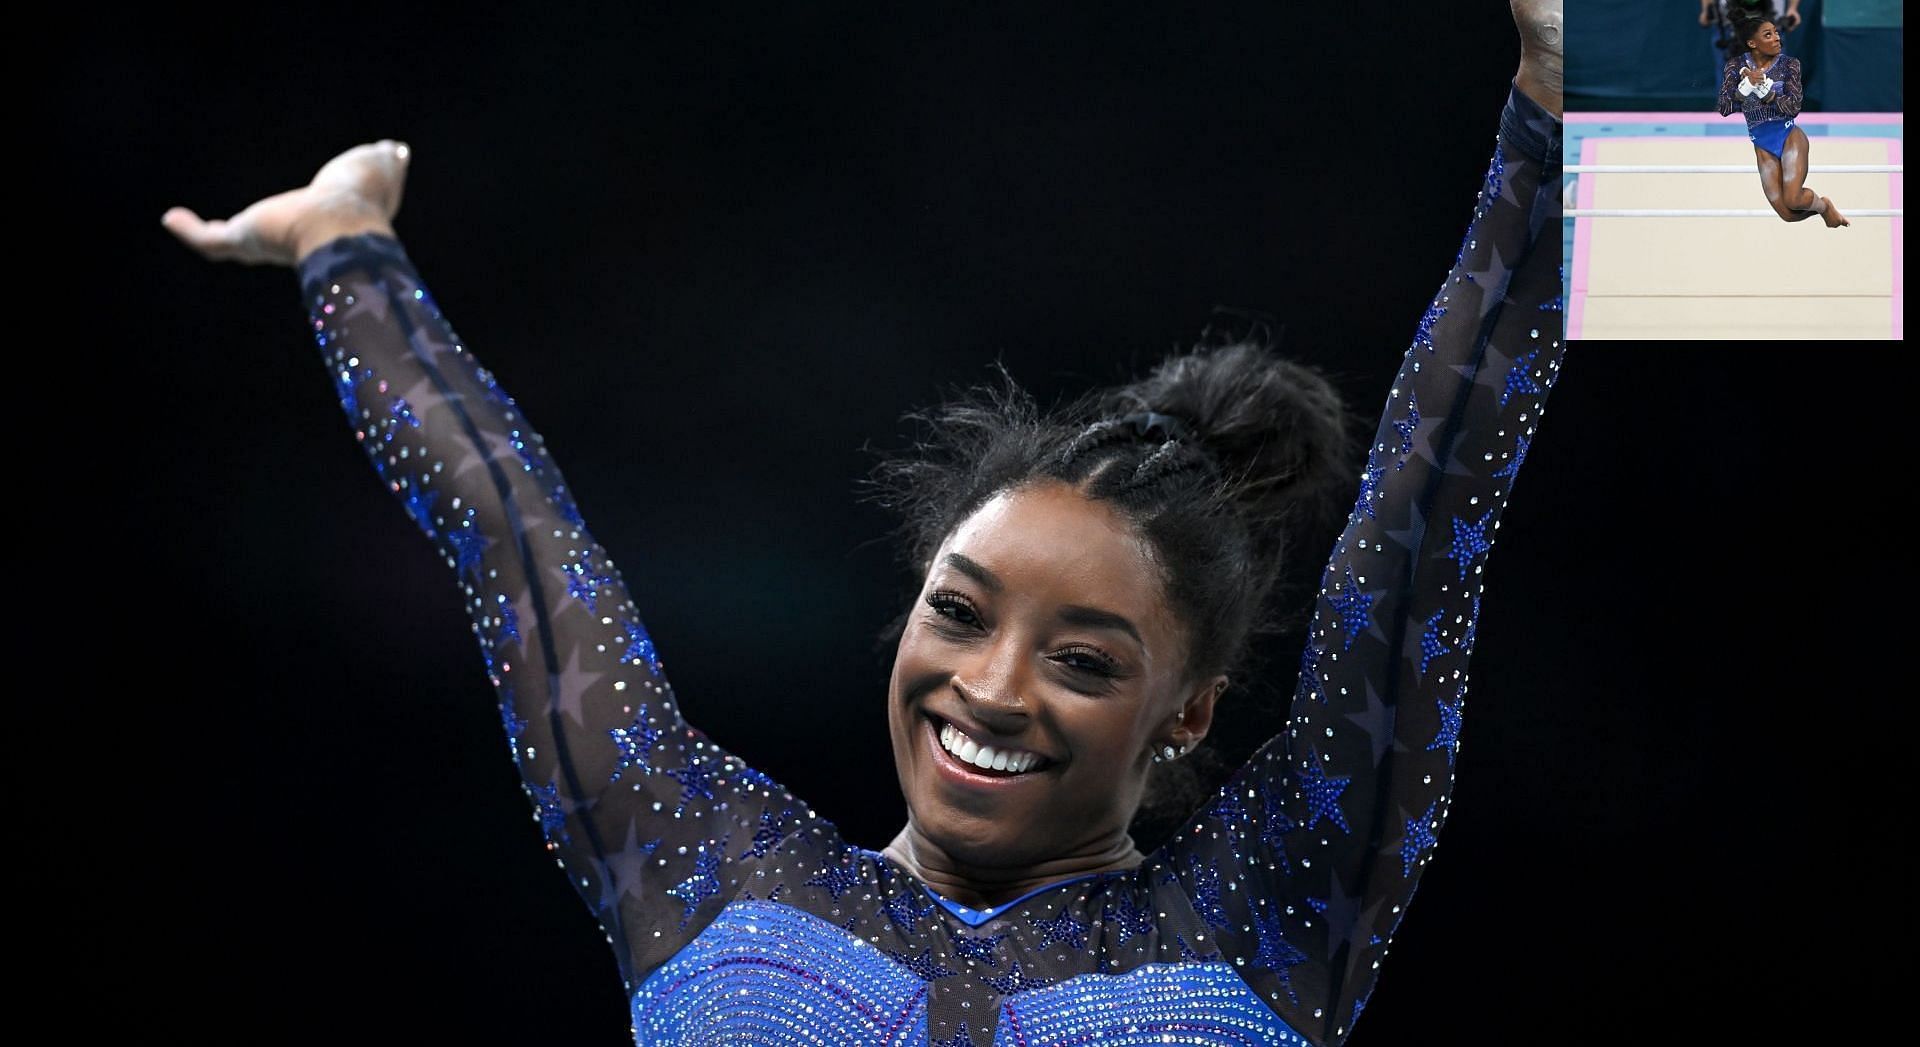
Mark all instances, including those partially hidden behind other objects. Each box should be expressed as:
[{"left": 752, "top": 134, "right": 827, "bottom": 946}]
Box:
[
  {"left": 924, "top": 713, "right": 1056, "bottom": 779},
  {"left": 925, "top": 710, "right": 1059, "bottom": 776}
]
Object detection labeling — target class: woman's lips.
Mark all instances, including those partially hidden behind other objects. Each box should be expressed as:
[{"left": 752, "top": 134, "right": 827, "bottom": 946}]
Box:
[{"left": 924, "top": 714, "right": 1051, "bottom": 787}]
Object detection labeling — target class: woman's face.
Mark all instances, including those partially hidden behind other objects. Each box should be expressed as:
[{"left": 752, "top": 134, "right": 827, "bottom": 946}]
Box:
[
  {"left": 886, "top": 479, "right": 1223, "bottom": 870},
  {"left": 1749, "top": 22, "right": 1780, "bottom": 56}
]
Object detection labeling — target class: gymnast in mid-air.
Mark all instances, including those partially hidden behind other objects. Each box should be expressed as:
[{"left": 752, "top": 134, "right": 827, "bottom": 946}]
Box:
[{"left": 1718, "top": 15, "right": 1849, "bottom": 227}]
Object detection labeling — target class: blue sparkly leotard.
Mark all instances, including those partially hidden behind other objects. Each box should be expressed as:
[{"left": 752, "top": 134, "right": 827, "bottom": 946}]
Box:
[
  {"left": 293, "top": 80, "right": 1564, "bottom": 1046},
  {"left": 1717, "top": 51, "right": 1802, "bottom": 161}
]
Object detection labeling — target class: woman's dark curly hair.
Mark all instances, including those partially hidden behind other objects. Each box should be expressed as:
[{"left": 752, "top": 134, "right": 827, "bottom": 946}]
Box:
[{"left": 860, "top": 317, "right": 1361, "bottom": 845}]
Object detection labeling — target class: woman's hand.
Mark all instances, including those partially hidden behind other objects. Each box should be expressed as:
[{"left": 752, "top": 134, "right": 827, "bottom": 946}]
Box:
[
  {"left": 163, "top": 139, "right": 410, "bottom": 267},
  {"left": 1741, "top": 66, "right": 1761, "bottom": 85},
  {"left": 1511, "top": 0, "right": 1563, "bottom": 118}
]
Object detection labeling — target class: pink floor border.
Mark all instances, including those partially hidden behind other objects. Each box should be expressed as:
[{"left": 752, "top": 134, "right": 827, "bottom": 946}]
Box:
[
  {"left": 1892, "top": 138, "right": 1904, "bottom": 340},
  {"left": 1568, "top": 112, "right": 1903, "bottom": 125},
  {"left": 1568, "top": 133, "right": 1904, "bottom": 340}
]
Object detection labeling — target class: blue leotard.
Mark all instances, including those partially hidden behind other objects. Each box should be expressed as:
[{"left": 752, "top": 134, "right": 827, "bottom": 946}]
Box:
[
  {"left": 292, "top": 80, "right": 1565, "bottom": 1046},
  {"left": 1718, "top": 51, "right": 1804, "bottom": 161}
]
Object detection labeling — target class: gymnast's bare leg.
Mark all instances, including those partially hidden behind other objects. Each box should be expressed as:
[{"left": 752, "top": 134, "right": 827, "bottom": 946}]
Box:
[{"left": 1781, "top": 127, "right": 1850, "bottom": 228}]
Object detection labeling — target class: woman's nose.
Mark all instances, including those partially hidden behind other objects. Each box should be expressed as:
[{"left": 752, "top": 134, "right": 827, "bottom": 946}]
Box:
[{"left": 954, "top": 643, "right": 1031, "bottom": 720}]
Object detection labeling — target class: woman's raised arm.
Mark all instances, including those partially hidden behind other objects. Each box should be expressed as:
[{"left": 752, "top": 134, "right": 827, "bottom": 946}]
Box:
[
  {"left": 164, "top": 142, "right": 845, "bottom": 992},
  {"left": 1152, "top": 9, "right": 1567, "bottom": 1043}
]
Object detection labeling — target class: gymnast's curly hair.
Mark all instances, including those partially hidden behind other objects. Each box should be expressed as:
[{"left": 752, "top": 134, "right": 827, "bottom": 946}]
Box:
[{"left": 860, "top": 320, "right": 1360, "bottom": 845}]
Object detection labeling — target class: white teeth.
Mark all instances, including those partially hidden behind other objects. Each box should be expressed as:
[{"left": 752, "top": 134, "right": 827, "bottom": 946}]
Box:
[{"left": 937, "top": 720, "right": 1042, "bottom": 774}]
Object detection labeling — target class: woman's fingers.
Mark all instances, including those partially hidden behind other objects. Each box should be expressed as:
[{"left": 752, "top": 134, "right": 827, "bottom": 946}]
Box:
[{"left": 161, "top": 206, "right": 239, "bottom": 262}]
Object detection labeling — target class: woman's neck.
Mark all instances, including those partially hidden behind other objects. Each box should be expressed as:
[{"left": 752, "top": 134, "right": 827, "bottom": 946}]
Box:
[{"left": 880, "top": 823, "right": 1146, "bottom": 910}]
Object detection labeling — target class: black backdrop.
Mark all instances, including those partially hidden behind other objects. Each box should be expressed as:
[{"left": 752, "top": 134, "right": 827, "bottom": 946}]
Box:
[{"left": 65, "top": 3, "right": 1894, "bottom": 1042}]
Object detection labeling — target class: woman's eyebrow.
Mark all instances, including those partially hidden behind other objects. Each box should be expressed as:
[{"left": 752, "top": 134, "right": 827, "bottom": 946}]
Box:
[
  {"left": 1057, "top": 605, "right": 1144, "bottom": 648},
  {"left": 945, "top": 553, "right": 1144, "bottom": 647}
]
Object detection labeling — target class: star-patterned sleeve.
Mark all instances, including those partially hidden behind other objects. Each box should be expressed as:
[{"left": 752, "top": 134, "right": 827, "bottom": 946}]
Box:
[
  {"left": 1153, "top": 81, "right": 1566, "bottom": 1045},
  {"left": 295, "top": 234, "right": 844, "bottom": 993},
  {"left": 1717, "top": 56, "right": 1743, "bottom": 115},
  {"left": 1772, "top": 56, "right": 1804, "bottom": 118}
]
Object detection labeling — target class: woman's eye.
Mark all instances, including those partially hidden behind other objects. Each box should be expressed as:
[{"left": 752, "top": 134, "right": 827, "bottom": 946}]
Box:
[
  {"left": 1057, "top": 648, "right": 1118, "bottom": 676},
  {"left": 927, "top": 593, "right": 980, "bottom": 627}
]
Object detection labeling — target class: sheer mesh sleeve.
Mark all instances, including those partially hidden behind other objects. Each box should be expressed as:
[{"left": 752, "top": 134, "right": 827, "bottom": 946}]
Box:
[
  {"left": 1717, "top": 56, "right": 1742, "bottom": 115},
  {"left": 1774, "top": 56, "right": 1804, "bottom": 118},
  {"left": 295, "top": 234, "right": 845, "bottom": 992},
  {"left": 1153, "top": 81, "right": 1567, "bottom": 1045}
]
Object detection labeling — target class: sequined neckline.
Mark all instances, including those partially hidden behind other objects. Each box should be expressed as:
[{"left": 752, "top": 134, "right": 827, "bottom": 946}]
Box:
[{"left": 858, "top": 846, "right": 1125, "bottom": 928}]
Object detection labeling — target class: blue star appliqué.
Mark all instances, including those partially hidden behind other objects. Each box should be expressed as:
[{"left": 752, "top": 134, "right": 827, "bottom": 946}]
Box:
[
  {"left": 333, "top": 364, "right": 370, "bottom": 420},
  {"left": 549, "top": 481, "right": 586, "bottom": 529},
  {"left": 1185, "top": 855, "right": 1232, "bottom": 931},
  {"left": 1391, "top": 390, "right": 1421, "bottom": 465},
  {"left": 529, "top": 780, "right": 570, "bottom": 845},
  {"left": 730, "top": 764, "right": 781, "bottom": 796},
  {"left": 608, "top": 707, "right": 662, "bottom": 783},
  {"left": 620, "top": 616, "right": 662, "bottom": 673},
  {"left": 1101, "top": 890, "right": 1154, "bottom": 946},
  {"left": 1295, "top": 642, "right": 1330, "bottom": 704},
  {"left": 564, "top": 553, "right": 613, "bottom": 611},
  {"left": 881, "top": 884, "right": 938, "bottom": 933},
  {"left": 1446, "top": 509, "right": 1494, "bottom": 582},
  {"left": 506, "top": 427, "right": 542, "bottom": 475},
  {"left": 1500, "top": 348, "right": 1544, "bottom": 408},
  {"left": 1418, "top": 609, "right": 1449, "bottom": 674},
  {"left": 1029, "top": 908, "right": 1090, "bottom": 950},
  {"left": 1256, "top": 775, "right": 1298, "bottom": 869},
  {"left": 499, "top": 684, "right": 527, "bottom": 751},
  {"left": 804, "top": 858, "right": 863, "bottom": 900},
  {"left": 1399, "top": 801, "right": 1440, "bottom": 876},
  {"left": 1204, "top": 785, "right": 1248, "bottom": 832},
  {"left": 1483, "top": 141, "right": 1506, "bottom": 207},
  {"left": 1252, "top": 909, "right": 1308, "bottom": 1003},
  {"left": 887, "top": 947, "right": 958, "bottom": 982},
  {"left": 983, "top": 959, "right": 1050, "bottom": 995},
  {"left": 494, "top": 593, "right": 521, "bottom": 646},
  {"left": 1492, "top": 430, "right": 1531, "bottom": 482},
  {"left": 950, "top": 930, "right": 1007, "bottom": 964},
  {"left": 666, "top": 842, "right": 725, "bottom": 923},
  {"left": 1427, "top": 689, "right": 1465, "bottom": 766},
  {"left": 1298, "top": 751, "right": 1353, "bottom": 834},
  {"left": 1329, "top": 565, "right": 1375, "bottom": 651},
  {"left": 932, "top": 1021, "right": 976, "bottom": 1047},
  {"left": 444, "top": 511, "right": 491, "bottom": 580},
  {"left": 1411, "top": 299, "right": 1446, "bottom": 354},
  {"left": 737, "top": 805, "right": 793, "bottom": 860},
  {"left": 403, "top": 486, "right": 438, "bottom": 538},
  {"left": 664, "top": 755, "right": 720, "bottom": 815},
  {"left": 1461, "top": 593, "right": 1480, "bottom": 656},
  {"left": 1353, "top": 450, "right": 1386, "bottom": 521}
]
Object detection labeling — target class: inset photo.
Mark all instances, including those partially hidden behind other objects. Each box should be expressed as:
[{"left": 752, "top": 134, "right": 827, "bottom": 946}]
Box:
[{"left": 1565, "top": 1, "right": 1903, "bottom": 339}]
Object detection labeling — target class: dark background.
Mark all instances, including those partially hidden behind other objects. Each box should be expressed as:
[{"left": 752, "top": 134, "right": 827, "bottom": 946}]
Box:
[{"left": 62, "top": 3, "right": 1892, "bottom": 1043}]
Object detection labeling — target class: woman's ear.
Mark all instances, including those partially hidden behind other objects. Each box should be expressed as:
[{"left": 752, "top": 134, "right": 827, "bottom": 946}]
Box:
[{"left": 1175, "top": 674, "right": 1229, "bottom": 748}]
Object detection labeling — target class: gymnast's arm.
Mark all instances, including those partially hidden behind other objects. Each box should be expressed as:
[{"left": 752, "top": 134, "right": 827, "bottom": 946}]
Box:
[
  {"left": 1718, "top": 56, "right": 1743, "bottom": 115},
  {"left": 163, "top": 143, "right": 840, "bottom": 993},
  {"left": 1154, "top": 48, "right": 1567, "bottom": 1047},
  {"left": 1771, "top": 56, "right": 1804, "bottom": 117}
]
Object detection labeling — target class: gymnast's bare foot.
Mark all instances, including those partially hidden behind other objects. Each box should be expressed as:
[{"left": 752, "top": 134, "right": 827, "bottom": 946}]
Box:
[{"left": 1821, "top": 197, "right": 1849, "bottom": 228}]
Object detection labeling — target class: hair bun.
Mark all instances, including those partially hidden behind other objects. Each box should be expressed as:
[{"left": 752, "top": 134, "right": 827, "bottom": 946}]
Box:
[{"left": 1098, "top": 337, "right": 1355, "bottom": 541}]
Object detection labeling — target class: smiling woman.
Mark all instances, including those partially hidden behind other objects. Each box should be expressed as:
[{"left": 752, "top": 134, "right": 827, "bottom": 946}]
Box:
[{"left": 162, "top": 7, "right": 1563, "bottom": 1045}]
